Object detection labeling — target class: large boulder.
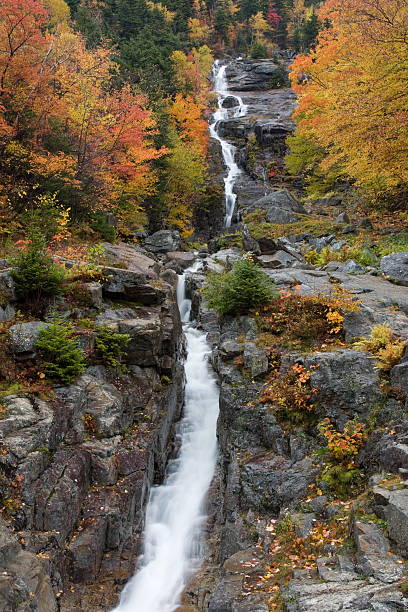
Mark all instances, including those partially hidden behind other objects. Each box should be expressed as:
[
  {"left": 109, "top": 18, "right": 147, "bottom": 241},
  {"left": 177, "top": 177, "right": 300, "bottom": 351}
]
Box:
[
  {"left": 286, "top": 350, "right": 383, "bottom": 427},
  {"left": 102, "top": 268, "right": 166, "bottom": 305},
  {"left": 100, "top": 246, "right": 162, "bottom": 304},
  {"left": 265, "top": 207, "right": 298, "bottom": 224},
  {"left": 380, "top": 251, "right": 408, "bottom": 286},
  {"left": 226, "top": 59, "right": 285, "bottom": 91},
  {"left": 144, "top": 230, "right": 181, "bottom": 254},
  {"left": 252, "top": 190, "right": 306, "bottom": 214},
  {"left": 101, "top": 242, "right": 159, "bottom": 272},
  {"left": 210, "top": 247, "right": 242, "bottom": 267},
  {"left": 257, "top": 251, "right": 298, "bottom": 269},
  {"left": 222, "top": 95, "right": 240, "bottom": 108},
  {"left": 9, "top": 321, "right": 48, "bottom": 360}
]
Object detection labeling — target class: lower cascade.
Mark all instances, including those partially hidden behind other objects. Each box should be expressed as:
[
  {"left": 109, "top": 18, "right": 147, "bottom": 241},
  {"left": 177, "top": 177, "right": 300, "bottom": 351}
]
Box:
[{"left": 113, "top": 266, "right": 220, "bottom": 612}]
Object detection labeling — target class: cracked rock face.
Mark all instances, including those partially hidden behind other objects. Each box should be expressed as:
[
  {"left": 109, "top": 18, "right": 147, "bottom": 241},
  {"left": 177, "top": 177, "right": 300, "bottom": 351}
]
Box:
[{"left": 0, "top": 248, "right": 185, "bottom": 611}]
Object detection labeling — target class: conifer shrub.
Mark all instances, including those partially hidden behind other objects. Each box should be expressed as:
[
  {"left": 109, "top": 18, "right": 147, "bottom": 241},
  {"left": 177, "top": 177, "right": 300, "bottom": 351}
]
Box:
[
  {"left": 267, "top": 66, "right": 289, "bottom": 89},
  {"left": 12, "top": 228, "right": 65, "bottom": 310},
  {"left": 36, "top": 322, "right": 86, "bottom": 384},
  {"left": 91, "top": 213, "right": 116, "bottom": 243},
  {"left": 202, "top": 257, "right": 277, "bottom": 315},
  {"left": 95, "top": 326, "right": 130, "bottom": 371},
  {"left": 320, "top": 463, "right": 363, "bottom": 499},
  {"left": 250, "top": 41, "right": 268, "bottom": 59}
]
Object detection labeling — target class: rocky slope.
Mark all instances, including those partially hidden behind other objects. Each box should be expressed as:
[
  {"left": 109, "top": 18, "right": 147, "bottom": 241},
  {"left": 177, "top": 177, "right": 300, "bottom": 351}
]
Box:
[
  {"left": 172, "top": 243, "right": 408, "bottom": 611},
  {"left": 0, "top": 241, "right": 187, "bottom": 611}
]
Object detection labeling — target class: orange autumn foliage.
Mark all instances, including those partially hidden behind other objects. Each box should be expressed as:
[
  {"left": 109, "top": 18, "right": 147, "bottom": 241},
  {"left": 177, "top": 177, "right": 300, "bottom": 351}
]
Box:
[
  {"left": 0, "top": 0, "right": 163, "bottom": 219},
  {"left": 290, "top": 0, "right": 408, "bottom": 204},
  {"left": 168, "top": 93, "right": 209, "bottom": 157},
  {"left": 318, "top": 418, "right": 367, "bottom": 461}
]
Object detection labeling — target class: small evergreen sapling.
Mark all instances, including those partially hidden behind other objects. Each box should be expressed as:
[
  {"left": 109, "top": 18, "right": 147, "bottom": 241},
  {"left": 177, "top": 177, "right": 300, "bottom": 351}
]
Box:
[
  {"left": 36, "top": 322, "right": 86, "bottom": 384},
  {"left": 12, "top": 227, "right": 65, "bottom": 307},
  {"left": 95, "top": 326, "right": 131, "bottom": 371},
  {"left": 202, "top": 256, "right": 278, "bottom": 315}
]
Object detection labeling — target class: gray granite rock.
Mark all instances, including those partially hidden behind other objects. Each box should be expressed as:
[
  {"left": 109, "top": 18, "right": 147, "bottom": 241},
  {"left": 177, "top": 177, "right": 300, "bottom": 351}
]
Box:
[
  {"left": 344, "top": 259, "right": 365, "bottom": 275},
  {"left": 380, "top": 251, "right": 408, "bottom": 286},
  {"left": 265, "top": 206, "right": 298, "bottom": 224},
  {"left": 144, "top": 230, "right": 181, "bottom": 253},
  {"left": 0, "top": 517, "right": 57, "bottom": 611},
  {"left": 165, "top": 251, "right": 196, "bottom": 271},
  {"left": 9, "top": 321, "right": 48, "bottom": 359},
  {"left": 243, "top": 342, "right": 268, "bottom": 378},
  {"left": 297, "top": 350, "right": 382, "bottom": 427},
  {"left": 335, "top": 212, "right": 350, "bottom": 224},
  {"left": 390, "top": 361, "right": 408, "bottom": 394},
  {"left": 257, "top": 250, "right": 298, "bottom": 268},
  {"left": 253, "top": 189, "right": 306, "bottom": 214},
  {"left": 383, "top": 489, "right": 408, "bottom": 556}
]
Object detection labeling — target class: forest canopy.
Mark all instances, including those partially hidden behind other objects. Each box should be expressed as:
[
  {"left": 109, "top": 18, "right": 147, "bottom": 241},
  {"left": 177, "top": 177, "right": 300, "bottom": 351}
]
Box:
[{"left": 287, "top": 0, "right": 408, "bottom": 208}]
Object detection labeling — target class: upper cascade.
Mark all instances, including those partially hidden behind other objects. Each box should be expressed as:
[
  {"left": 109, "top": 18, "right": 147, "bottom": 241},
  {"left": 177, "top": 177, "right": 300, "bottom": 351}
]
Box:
[{"left": 209, "top": 60, "right": 248, "bottom": 228}]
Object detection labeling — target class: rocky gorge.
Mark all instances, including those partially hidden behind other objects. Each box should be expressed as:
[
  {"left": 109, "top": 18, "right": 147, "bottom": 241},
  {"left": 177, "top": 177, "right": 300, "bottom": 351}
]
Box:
[{"left": 0, "top": 57, "right": 408, "bottom": 612}]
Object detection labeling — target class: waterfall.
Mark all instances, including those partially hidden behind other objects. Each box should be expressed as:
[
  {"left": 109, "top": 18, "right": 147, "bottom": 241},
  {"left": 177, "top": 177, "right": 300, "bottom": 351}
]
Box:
[
  {"left": 209, "top": 60, "right": 248, "bottom": 228},
  {"left": 176, "top": 260, "right": 202, "bottom": 323},
  {"left": 112, "top": 264, "right": 220, "bottom": 612}
]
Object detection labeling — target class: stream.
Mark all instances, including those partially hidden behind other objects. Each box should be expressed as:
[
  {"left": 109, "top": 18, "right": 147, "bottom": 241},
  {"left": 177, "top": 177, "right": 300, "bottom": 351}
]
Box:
[
  {"left": 112, "top": 264, "right": 219, "bottom": 611},
  {"left": 112, "top": 61, "right": 240, "bottom": 612}
]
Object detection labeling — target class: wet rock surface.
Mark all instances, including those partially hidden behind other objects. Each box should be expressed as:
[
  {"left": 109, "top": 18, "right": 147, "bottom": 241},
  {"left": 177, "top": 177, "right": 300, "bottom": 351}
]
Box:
[{"left": 226, "top": 59, "right": 289, "bottom": 92}]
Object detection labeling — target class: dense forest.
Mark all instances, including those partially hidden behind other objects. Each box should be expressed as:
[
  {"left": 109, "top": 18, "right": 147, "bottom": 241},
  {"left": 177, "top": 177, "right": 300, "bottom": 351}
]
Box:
[{"left": 0, "top": 0, "right": 324, "bottom": 246}]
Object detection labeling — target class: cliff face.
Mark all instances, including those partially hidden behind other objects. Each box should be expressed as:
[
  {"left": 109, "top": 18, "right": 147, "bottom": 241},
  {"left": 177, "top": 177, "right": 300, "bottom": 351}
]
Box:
[{"left": 0, "top": 244, "right": 185, "bottom": 611}]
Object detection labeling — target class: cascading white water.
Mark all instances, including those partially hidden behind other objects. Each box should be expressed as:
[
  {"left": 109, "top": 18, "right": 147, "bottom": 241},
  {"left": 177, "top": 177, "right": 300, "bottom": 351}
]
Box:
[
  {"left": 209, "top": 60, "right": 248, "bottom": 228},
  {"left": 112, "top": 264, "right": 220, "bottom": 612},
  {"left": 176, "top": 260, "right": 202, "bottom": 323}
]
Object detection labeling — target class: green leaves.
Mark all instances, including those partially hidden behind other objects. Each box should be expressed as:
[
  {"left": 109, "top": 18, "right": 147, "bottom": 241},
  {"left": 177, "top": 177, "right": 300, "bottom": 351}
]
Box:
[
  {"left": 202, "top": 257, "right": 278, "bottom": 315},
  {"left": 95, "top": 326, "right": 130, "bottom": 371},
  {"left": 11, "top": 228, "right": 65, "bottom": 309},
  {"left": 36, "top": 322, "right": 86, "bottom": 384}
]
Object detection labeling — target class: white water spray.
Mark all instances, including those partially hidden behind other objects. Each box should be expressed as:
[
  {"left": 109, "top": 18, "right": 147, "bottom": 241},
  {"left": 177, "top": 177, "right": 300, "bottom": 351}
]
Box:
[
  {"left": 112, "top": 264, "right": 220, "bottom": 612},
  {"left": 209, "top": 60, "right": 248, "bottom": 227}
]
